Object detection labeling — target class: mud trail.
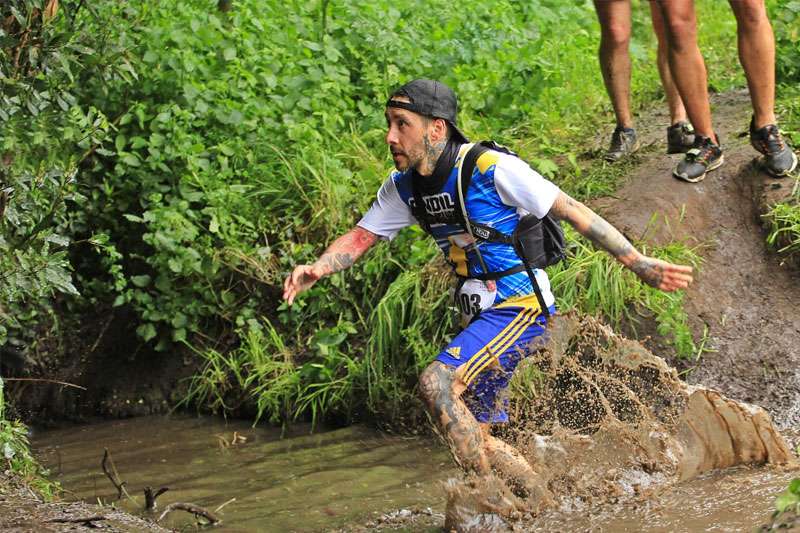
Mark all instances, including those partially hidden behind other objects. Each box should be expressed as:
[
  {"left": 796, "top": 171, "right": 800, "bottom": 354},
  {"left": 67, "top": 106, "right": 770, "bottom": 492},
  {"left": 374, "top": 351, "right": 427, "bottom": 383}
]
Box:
[{"left": 592, "top": 89, "right": 800, "bottom": 428}]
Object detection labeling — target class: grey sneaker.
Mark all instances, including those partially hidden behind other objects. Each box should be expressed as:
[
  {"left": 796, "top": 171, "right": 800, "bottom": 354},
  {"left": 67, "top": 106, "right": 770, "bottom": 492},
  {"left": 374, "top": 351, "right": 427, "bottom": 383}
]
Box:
[
  {"left": 673, "top": 135, "right": 724, "bottom": 183},
  {"left": 604, "top": 126, "right": 639, "bottom": 162},
  {"left": 667, "top": 121, "right": 695, "bottom": 154},
  {"left": 749, "top": 118, "right": 798, "bottom": 178}
]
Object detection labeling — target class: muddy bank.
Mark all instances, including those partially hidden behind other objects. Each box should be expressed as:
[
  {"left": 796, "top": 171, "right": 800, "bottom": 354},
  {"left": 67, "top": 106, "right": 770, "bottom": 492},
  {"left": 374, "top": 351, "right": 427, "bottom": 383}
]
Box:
[
  {"left": 1, "top": 306, "right": 194, "bottom": 423},
  {"left": 591, "top": 89, "right": 800, "bottom": 428},
  {"left": 0, "top": 472, "right": 167, "bottom": 532}
]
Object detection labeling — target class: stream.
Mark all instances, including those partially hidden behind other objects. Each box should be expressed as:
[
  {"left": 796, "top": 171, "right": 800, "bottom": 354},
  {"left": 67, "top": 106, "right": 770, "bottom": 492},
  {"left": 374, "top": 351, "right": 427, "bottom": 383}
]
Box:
[
  {"left": 30, "top": 415, "right": 798, "bottom": 532},
  {"left": 31, "top": 415, "right": 454, "bottom": 531}
]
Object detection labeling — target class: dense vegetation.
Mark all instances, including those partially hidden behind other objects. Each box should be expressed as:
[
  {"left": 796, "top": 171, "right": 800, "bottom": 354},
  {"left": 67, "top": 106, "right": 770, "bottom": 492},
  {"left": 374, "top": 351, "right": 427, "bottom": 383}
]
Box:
[{"left": 1, "top": 0, "right": 798, "bottom": 484}]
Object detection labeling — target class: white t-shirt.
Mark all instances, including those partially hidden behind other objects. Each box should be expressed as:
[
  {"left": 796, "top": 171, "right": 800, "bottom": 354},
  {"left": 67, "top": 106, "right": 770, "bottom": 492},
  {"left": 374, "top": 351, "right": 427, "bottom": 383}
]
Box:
[{"left": 358, "top": 151, "right": 560, "bottom": 239}]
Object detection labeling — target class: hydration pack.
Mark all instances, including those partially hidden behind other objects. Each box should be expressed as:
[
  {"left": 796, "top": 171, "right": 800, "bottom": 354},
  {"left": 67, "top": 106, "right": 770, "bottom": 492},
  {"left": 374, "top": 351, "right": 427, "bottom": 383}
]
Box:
[{"left": 411, "top": 141, "right": 566, "bottom": 317}]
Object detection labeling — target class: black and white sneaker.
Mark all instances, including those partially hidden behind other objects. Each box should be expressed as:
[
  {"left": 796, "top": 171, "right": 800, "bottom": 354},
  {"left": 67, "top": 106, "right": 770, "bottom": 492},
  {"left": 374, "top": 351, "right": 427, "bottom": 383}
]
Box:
[
  {"left": 604, "top": 126, "right": 639, "bottom": 162},
  {"left": 673, "top": 135, "right": 724, "bottom": 183},
  {"left": 749, "top": 117, "right": 798, "bottom": 178},
  {"left": 666, "top": 121, "right": 695, "bottom": 154}
]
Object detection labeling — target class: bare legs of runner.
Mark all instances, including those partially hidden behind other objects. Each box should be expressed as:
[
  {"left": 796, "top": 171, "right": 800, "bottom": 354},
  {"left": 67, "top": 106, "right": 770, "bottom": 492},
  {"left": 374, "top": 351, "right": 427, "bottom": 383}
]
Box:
[
  {"left": 594, "top": 0, "right": 691, "bottom": 161},
  {"left": 418, "top": 361, "right": 544, "bottom": 500}
]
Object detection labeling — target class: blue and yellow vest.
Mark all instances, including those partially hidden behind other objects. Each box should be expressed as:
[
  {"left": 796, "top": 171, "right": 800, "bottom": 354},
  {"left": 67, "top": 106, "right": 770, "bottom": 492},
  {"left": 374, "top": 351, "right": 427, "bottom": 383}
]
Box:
[{"left": 391, "top": 147, "right": 541, "bottom": 305}]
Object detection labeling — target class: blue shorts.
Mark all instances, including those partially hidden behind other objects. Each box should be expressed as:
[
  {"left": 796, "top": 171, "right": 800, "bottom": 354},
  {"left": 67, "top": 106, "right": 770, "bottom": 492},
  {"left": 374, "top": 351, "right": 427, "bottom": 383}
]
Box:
[{"left": 436, "top": 294, "right": 553, "bottom": 424}]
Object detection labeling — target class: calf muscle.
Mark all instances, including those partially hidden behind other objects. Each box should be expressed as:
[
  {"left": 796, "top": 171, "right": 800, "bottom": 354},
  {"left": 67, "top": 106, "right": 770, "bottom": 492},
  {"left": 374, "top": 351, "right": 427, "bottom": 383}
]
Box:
[{"left": 419, "top": 362, "right": 489, "bottom": 474}]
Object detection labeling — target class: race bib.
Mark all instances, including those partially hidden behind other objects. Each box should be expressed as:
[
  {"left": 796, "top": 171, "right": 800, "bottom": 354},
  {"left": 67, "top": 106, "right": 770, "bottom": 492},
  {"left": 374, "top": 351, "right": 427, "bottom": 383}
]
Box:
[{"left": 454, "top": 278, "right": 497, "bottom": 327}]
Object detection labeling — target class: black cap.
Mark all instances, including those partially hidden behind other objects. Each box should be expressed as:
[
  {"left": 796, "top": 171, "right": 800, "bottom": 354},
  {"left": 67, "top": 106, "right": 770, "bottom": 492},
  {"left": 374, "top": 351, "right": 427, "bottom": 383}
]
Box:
[{"left": 386, "top": 79, "right": 469, "bottom": 143}]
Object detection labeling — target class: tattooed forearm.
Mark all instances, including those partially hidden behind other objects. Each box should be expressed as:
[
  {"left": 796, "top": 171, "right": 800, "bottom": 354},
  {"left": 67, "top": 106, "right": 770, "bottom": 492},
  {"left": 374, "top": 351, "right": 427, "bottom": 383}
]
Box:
[
  {"left": 419, "top": 362, "right": 489, "bottom": 474},
  {"left": 630, "top": 257, "right": 665, "bottom": 288},
  {"left": 549, "top": 191, "right": 637, "bottom": 262},
  {"left": 313, "top": 226, "right": 378, "bottom": 276},
  {"left": 584, "top": 215, "right": 635, "bottom": 259}
]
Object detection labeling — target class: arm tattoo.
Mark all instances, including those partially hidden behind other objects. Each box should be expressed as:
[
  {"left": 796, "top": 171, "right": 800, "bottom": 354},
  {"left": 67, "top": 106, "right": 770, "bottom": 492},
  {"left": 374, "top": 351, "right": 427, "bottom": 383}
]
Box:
[
  {"left": 419, "top": 363, "right": 488, "bottom": 474},
  {"left": 550, "top": 192, "right": 635, "bottom": 260},
  {"left": 630, "top": 257, "right": 664, "bottom": 288},
  {"left": 584, "top": 215, "right": 635, "bottom": 259},
  {"left": 314, "top": 226, "right": 378, "bottom": 276},
  {"left": 549, "top": 192, "right": 674, "bottom": 288}
]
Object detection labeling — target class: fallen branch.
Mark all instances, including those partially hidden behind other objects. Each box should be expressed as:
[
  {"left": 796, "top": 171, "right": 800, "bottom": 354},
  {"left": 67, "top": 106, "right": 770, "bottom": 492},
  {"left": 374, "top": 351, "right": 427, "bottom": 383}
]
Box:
[
  {"left": 101, "top": 448, "right": 137, "bottom": 503},
  {"left": 0, "top": 377, "right": 86, "bottom": 390},
  {"left": 46, "top": 515, "right": 106, "bottom": 525},
  {"left": 144, "top": 486, "right": 170, "bottom": 511},
  {"left": 158, "top": 502, "right": 220, "bottom": 525}
]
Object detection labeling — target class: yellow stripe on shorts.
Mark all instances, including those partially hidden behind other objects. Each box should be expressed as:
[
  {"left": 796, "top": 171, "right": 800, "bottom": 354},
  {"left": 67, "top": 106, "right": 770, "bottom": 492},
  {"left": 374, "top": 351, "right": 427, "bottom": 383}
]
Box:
[{"left": 463, "top": 307, "right": 541, "bottom": 385}]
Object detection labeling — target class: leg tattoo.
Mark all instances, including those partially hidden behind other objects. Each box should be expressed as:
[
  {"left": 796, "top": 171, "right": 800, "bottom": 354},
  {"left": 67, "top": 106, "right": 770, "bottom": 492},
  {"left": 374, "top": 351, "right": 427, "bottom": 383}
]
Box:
[{"left": 419, "top": 362, "right": 490, "bottom": 474}]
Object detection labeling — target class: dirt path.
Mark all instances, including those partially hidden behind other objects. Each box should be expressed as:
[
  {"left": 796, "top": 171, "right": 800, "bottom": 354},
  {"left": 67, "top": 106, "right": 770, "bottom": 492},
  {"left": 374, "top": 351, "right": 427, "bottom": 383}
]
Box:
[{"left": 592, "top": 89, "right": 800, "bottom": 428}]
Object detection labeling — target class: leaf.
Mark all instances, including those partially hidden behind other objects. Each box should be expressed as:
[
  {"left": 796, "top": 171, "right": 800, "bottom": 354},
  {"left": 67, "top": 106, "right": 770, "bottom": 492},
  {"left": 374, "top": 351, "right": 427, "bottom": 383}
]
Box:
[
  {"left": 136, "top": 323, "right": 157, "bottom": 342},
  {"left": 223, "top": 47, "right": 237, "bottom": 61},
  {"left": 121, "top": 153, "right": 140, "bottom": 167},
  {"left": 172, "top": 328, "right": 187, "bottom": 342},
  {"left": 776, "top": 491, "right": 800, "bottom": 513},
  {"left": 171, "top": 313, "right": 188, "bottom": 328},
  {"left": 131, "top": 274, "right": 151, "bottom": 287},
  {"left": 45, "top": 234, "right": 70, "bottom": 247}
]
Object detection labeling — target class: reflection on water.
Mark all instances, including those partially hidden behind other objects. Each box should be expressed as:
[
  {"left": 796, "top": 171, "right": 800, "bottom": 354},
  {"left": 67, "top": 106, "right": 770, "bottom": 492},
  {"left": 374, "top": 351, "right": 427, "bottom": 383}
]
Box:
[{"left": 31, "top": 416, "right": 455, "bottom": 532}]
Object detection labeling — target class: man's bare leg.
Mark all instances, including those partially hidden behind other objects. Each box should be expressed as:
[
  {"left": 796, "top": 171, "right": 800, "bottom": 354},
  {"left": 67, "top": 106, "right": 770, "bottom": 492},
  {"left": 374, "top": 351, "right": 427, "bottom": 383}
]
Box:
[
  {"left": 481, "top": 425, "right": 552, "bottom": 506},
  {"left": 653, "top": 0, "right": 717, "bottom": 143},
  {"left": 728, "top": 0, "right": 776, "bottom": 128},
  {"left": 419, "top": 361, "right": 490, "bottom": 474},
  {"left": 594, "top": 0, "right": 634, "bottom": 129},
  {"left": 649, "top": 0, "right": 688, "bottom": 125}
]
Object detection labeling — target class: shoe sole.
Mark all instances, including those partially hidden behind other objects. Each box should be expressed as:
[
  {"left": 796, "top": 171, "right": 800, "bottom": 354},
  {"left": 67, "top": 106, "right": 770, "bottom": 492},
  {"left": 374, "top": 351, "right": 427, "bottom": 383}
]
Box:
[
  {"left": 764, "top": 151, "right": 799, "bottom": 178},
  {"left": 673, "top": 154, "right": 725, "bottom": 183}
]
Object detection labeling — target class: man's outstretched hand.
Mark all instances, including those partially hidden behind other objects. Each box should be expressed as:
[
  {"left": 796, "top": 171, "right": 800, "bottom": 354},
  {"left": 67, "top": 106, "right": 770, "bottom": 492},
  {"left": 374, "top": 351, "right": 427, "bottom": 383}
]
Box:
[
  {"left": 630, "top": 256, "right": 693, "bottom": 291},
  {"left": 282, "top": 264, "right": 321, "bottom": 305}
]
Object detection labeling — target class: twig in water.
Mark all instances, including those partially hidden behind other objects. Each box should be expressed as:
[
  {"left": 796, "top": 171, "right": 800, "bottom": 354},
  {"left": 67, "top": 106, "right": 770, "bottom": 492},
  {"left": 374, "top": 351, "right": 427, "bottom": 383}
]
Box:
[
  {"left": 158, "top": 502, "right": 220, "bottom": 525},
  {"left": 214, "top": 497, "right": 236, "bottom": 513},
  {"left": 144, "top": 486, "right": 170, "bottom": 511},
  {"left": 101, "top": 448, "right": 137, "bottom": 504}
]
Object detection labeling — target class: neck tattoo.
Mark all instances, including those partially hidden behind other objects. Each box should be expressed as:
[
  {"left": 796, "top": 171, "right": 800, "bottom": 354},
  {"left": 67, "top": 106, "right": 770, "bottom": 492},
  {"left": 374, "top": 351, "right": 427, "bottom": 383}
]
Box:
[{"left": 421, "top": 134, "right": 446, "bottom": 175}]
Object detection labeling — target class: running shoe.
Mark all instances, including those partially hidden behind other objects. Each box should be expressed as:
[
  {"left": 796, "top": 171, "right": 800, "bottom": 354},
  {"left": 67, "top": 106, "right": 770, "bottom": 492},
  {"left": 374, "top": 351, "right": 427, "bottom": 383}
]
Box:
[
  {"left": 749, "top": 117, "right": 798, "bottom": 178},
  {"left": 604, "top": 126, "right": 639, "bottom": 162},
  {"left": 673, "top": 135, "right": 724, "bottom": 183},
  {"left": 666, "top": 121, "right": 695, "bottom": 154}
]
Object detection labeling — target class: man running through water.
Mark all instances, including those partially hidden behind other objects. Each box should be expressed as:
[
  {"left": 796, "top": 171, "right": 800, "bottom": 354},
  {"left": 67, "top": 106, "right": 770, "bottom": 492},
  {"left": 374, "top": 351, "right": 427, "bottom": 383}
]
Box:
[{"left": 282, "top": 79, "right": 693, "bottom": 502}]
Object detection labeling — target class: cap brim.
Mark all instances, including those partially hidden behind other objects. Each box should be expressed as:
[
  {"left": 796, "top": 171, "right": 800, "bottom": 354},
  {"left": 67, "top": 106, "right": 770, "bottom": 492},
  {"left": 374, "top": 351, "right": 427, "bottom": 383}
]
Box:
[{"left": 449, "top": 122, "right": 469, "bottom": 144}]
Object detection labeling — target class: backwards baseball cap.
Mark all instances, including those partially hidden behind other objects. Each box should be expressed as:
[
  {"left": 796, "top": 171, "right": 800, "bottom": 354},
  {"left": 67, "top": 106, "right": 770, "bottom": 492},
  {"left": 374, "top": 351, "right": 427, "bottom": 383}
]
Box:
[{"left": 386, "top": 79, "right": 469, "bottom": 144}]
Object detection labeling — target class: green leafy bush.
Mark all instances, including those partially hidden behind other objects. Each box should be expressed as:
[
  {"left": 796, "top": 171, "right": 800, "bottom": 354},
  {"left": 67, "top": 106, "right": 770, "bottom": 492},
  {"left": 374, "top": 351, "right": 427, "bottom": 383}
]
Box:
[{"left": 2, "top": 0, "right": 728, "bottom": 427}]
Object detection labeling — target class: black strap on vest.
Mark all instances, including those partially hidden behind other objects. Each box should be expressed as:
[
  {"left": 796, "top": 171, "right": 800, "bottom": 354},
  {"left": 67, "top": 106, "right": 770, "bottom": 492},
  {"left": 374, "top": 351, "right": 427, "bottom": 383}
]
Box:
[{"left": 458, "top": 143, "right": 550, "bottom": 317}]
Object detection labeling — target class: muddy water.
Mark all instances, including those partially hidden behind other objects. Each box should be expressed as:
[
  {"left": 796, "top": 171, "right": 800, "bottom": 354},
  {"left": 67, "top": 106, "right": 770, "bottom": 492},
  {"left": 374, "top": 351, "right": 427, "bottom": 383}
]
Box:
[
  {"left": 29, "top": 416, "right": 799, "bottom": 532},
  {"left": 30, "top": 416, "right": 455, "bottom": 531},
  {"left": 532, "top": 463, "right": 798, "bottom": 532}
]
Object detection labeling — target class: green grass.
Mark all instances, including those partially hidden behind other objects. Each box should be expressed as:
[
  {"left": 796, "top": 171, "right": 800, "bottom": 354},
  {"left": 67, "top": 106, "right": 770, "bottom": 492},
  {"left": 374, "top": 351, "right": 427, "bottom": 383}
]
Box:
[
  {"left": 765, "top": 182, "right": 800, "bottom": 259},
  {"left": 0, "top": 379, "right": 59, "bottom": 499},
  {"left": 548, "top": 226, "right": 703, "bottom": 359}
]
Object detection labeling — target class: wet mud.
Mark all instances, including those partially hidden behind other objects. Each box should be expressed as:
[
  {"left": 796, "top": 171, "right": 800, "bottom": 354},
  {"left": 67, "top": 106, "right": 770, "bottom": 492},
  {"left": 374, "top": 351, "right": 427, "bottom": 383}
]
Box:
[
  {"left": 443, "top": 315, "right": 796, "bottom": 531},
  {"left": 0, "top": 472, "right": 167, "bottom": 532},
  {"left": 591, "top": 89, "right": 800, "bottom": 428}
]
